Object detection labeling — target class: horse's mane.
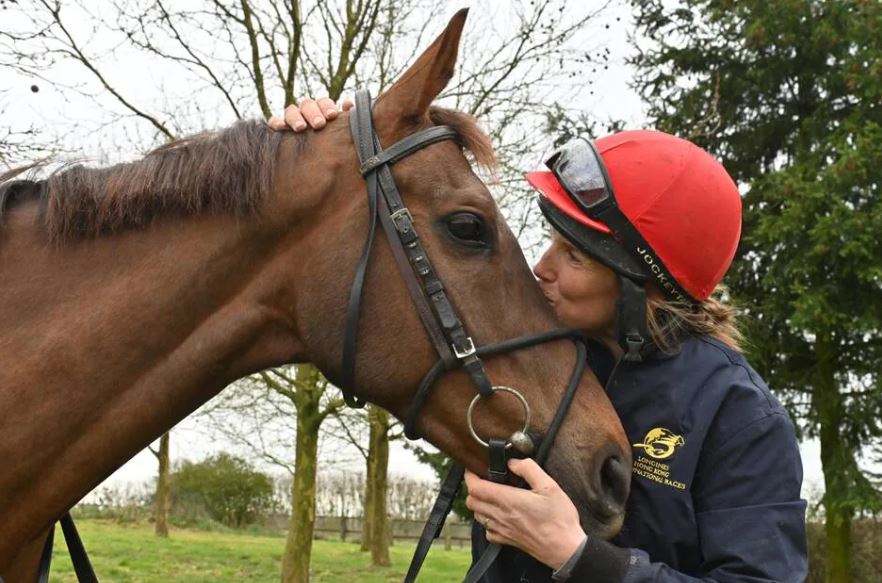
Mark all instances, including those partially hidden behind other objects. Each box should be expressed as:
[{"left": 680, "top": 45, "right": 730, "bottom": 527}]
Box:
[
  {"left": 0, "top": 106, "right": 495, "bottom": 243},
  {"left": 0, "top": 120, "right": 286, "bottom": 242}
]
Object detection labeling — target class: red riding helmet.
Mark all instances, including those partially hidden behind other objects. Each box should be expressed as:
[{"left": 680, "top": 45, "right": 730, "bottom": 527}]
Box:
[{"left": 527, "top": 130, "right": 742, "bottom": 302}]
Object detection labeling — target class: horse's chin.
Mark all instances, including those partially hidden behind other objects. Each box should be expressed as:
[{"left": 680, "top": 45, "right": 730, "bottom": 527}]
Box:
[
  {"left": 576, "top": 503, "right": 625, "bottom": 540},
  {"left": 552, "top": 467, "right": 627, "bottom": 541}
]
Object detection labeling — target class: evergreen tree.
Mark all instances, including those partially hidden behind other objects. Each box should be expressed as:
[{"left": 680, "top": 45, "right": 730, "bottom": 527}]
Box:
[{"left": 630, "top": 1, "right": 882, "bottom": 580}]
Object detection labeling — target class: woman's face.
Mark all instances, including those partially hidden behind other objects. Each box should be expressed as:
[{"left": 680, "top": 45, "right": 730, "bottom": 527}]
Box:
[{"left": 533, "top": 231, "right": 621, "bottom": 338}]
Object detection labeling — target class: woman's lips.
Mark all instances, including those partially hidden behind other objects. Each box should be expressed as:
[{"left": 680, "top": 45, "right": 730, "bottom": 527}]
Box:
[{"left": 538, "top": 282, "right": 556, "bottom": 306}]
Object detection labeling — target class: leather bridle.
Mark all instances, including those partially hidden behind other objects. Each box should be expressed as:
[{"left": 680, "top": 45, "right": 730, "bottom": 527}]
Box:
[
  {"left": 33, "top": 89, "right": 592, "bottom": 583},
  {"left": 344, "top": 90, "right": 591, "bottom": 583}
]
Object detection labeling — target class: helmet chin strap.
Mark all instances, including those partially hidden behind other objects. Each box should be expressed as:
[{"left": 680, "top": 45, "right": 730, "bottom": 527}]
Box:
[{"left": 616, "top": 276, "right": 651, "bottom": 362}]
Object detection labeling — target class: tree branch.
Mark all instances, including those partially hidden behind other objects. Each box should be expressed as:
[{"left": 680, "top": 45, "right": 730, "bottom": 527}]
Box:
[
  {"left": 239, "top": 0, "right": 271, "bottom": 118},
  {"left": 39, "top": 0, "right": 175, "bottom": 139}
]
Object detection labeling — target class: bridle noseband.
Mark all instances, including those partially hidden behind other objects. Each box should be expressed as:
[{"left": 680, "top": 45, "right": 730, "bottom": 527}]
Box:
[{"left": 343, "top": 90, "right": 592, "bottom": 582}]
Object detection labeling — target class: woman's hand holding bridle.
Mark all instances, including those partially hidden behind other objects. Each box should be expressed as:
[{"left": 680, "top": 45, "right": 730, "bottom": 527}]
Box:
[{"left": 465, "top": 458, "right": 587, "bottom": 571}]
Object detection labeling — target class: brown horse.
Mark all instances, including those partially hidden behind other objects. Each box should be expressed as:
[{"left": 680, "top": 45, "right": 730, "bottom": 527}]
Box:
[{"left": 0, "top": 10, "right": 630, "bottom": 581}]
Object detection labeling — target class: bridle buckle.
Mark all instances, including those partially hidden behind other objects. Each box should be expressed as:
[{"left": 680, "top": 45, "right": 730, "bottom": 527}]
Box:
[
  {"left": 453, "top": 336, "right": 476, "bottom": 359},
  {"left": 390, "top": 207, "right": 414, "bottom": 231}
]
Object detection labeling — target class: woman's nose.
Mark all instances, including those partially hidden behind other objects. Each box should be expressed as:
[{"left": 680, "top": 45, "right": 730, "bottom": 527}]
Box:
[{"left": 533, "top": 249, "right": 554, "bottom": 282}]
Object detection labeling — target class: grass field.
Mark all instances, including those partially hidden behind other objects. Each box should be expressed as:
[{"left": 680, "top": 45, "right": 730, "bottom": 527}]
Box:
[{"left": 48, "top": 519, "right": 472, "bottom": 582}]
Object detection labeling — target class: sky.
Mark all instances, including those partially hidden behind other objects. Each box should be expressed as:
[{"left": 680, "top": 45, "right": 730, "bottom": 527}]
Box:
[{"left": 0, "top": 0, "right": 847, "bottom": 505}]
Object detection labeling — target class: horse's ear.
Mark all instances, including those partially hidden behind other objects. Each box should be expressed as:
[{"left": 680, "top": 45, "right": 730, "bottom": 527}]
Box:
[{"left": 372, "top": 8, "right": 468, "bottom": 139}]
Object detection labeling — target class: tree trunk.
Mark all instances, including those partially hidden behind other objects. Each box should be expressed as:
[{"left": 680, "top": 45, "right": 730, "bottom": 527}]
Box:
[
  {"left": 367, "top": 405, "right": 391, "bottom": 567},
  {"left": 154, "top": 432, "right": 170, "bottom": 538},
  {"left": 282, "top": 365, "right": 322, "bottom": 583},
  {"left": 361, "top": 446, "right": 375, "bottom": 552},
  {"left": 814, "top": 334, "right": 852, "bottom": 583}
]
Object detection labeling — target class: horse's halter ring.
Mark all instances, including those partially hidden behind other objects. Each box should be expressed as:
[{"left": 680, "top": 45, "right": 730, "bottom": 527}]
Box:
[
  {"left": 467, "top": 386, "right": 531, "bottom": 451},
  {"left": 342, "top": 90, "right": 591, "bottom": 583}
]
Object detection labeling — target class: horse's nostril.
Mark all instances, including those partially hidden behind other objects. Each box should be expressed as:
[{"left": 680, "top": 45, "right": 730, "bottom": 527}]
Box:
[{"left": 599, "top": 455, "right": 630, "bottom": 514}]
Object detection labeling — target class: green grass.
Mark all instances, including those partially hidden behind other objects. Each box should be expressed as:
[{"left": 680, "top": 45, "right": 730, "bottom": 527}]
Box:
[{"left": 48, "top": 519, "right": 471, "bottom": 582}]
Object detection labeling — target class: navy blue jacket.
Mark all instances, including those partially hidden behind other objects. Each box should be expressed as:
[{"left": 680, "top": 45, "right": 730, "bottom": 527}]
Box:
[{"left": 472, "top": 335, "right": 808, "bottom": 582}]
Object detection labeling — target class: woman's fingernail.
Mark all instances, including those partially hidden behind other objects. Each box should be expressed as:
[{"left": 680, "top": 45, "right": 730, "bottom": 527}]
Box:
[
  {"left": 294, "top": 121, "right": 307, "bottom": 131},
  {"left": 326, "top": 108, "right": 337, "bottom": 116},
  {"left": 313, "top": 116, "right": 325, "bottom": 125}
]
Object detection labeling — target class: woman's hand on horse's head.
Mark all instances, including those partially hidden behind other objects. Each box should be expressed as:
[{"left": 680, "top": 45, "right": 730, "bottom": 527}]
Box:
[{"left": 267, "top": 96, "right": 354, "bottom": 132}]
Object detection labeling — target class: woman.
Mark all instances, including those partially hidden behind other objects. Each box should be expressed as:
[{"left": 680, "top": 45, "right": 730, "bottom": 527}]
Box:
[{"left": 269, "top": 102, "right": 808, "bottom": 582}]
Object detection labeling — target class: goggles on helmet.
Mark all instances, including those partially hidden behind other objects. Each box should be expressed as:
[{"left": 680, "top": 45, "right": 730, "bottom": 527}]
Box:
[{"left": 545, "top": 137, "right": 695, "bottom": 304}]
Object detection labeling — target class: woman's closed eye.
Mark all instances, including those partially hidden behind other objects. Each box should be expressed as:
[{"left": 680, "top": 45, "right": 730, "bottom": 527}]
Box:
[{"left": 566, "top": 247, "right": 585, "bottom": 265}]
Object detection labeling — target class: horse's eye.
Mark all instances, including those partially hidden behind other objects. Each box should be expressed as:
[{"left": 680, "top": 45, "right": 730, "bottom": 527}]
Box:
[{"left": 446, "top": 212, "right": 488, "bottom": 247}]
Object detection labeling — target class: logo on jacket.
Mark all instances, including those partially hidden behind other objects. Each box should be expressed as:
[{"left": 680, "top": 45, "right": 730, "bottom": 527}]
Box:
[{"left": 633, "top": 427, "right": 685, "bottom": 460}]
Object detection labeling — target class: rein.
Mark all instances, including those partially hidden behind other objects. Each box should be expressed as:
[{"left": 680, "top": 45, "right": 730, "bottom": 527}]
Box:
[{"left": 36, "top": 513, "right": 97, "bottom": 583}]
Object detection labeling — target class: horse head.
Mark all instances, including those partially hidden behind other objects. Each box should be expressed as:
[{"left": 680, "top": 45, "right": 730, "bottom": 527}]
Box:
[{"left": 267, "top": 10, "right": 631, "bottom": 535}]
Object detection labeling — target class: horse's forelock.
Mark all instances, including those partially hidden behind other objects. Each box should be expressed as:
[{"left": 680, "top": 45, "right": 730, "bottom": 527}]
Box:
[{"left": 427, "top": 106, "right": 497, "bottom": 173}]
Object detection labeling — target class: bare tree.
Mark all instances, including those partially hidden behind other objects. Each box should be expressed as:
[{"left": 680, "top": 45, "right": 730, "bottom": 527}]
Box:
[
  {"left": 2, "top": 0, "right": 615, "bottom": 204},
  {"left": 146, "top": 433, "right": 171, "bottom": 537},
  {"left": 0, "top": 90, "right": 52, "bottom": 168},
  {"left": 200, "top": 365, "right": 346, "bottom": 583},
  {"left": 386, "top": 473, "right": 437, "bottom": 520},
  {"left": 292, "top": 397, "right": 396, "bottom": 561},
  {"left": 363, "top": 406, "right": 391, "bottom": 563},
  {"left": 314, "top": 470, "right": 440, "bottom": 519},
  {"left": 314, "top": 471, "right": 364, "bottom": 518}
]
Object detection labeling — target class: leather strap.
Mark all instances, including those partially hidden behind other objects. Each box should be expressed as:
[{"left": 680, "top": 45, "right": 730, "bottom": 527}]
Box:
[
  {"left": 367, "top": 118, "right": 475, "bottom": 372},
  {"left": 37, "top": 523, "right": 54, "bottom": 583},
  {"left": 487, "top": 439, "right": 509, "bottom": 483},
  {"left": 616, "top": 276, "right": 649, "bottom": 363},
  {"left": 60, "top": 514, "right": 99, "bottom": 582},
  {"left": 340, "top": 139, "right": 380, "bottom": 406},
  {"left": 373, "top": 181, "right": 457, "bottom": 368},
  {"left": 462, "top": 543, "right": 503, "bottom": 583},
  {"left": 341, "top": 91, "right": 465, "bottom": 406},
  {"left": 403, "top": 328, "right": 585, "bottom": 439},
  {"left": 343, "top": 90, "right": 494, "bottom": 405},
  {"left": 38, "top": 513, "right": 99, "bottom": 583},
  {"left": 359, "top": 126, "right": 459, "bottom": 175},
  {"left": 403, "top": 463, "right": 466, "bottom": 583}
]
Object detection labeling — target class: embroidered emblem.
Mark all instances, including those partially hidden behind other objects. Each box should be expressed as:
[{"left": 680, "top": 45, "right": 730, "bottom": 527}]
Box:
[{"left": 633, "top": 427, "right": 685, "bottom": 460}]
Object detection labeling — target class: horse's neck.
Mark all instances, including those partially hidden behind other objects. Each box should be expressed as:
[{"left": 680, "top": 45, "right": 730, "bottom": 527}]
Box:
[{"left": 0, "top": 201, "right": 301, "bottom": 563}]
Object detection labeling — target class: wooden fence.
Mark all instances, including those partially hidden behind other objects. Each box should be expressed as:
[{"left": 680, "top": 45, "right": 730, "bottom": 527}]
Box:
[{"left": 265, "top": 515, "right": 473, "bottom": 549}]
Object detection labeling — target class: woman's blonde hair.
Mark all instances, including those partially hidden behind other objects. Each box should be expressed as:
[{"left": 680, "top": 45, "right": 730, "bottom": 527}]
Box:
[{"left": 645, "top": 284, "right": 743, "bottom": 353}]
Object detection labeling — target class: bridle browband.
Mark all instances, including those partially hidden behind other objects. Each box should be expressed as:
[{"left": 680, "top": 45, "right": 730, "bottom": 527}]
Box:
[
  {"left": 344, "top": 90, "right": 592, "bottom": 583},
  {"left": 34, "top": 89, "right": 593, "bottom": 583}
]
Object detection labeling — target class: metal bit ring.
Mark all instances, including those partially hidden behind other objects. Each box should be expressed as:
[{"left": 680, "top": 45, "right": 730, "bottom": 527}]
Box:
[{"left": 466, "top": 386, "right": 531, "bottom": 449}]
